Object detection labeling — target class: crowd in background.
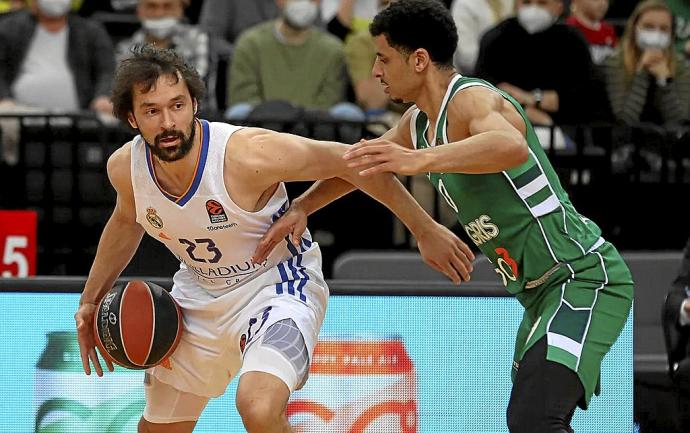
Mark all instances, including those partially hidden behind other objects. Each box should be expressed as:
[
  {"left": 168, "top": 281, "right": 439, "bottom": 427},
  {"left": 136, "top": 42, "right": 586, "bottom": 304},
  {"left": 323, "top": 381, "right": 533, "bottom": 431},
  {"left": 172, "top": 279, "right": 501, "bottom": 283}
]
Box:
[{"left": 1, "top": 0, "right": 690, "bottom": 136}]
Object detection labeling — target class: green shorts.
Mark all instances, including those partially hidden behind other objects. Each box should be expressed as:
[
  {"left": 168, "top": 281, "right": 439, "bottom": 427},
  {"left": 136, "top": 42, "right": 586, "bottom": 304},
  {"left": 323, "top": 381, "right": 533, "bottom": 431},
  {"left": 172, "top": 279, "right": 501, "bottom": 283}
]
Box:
[{"left": 512, "top": 241, "right": 633, "bottom": 408}]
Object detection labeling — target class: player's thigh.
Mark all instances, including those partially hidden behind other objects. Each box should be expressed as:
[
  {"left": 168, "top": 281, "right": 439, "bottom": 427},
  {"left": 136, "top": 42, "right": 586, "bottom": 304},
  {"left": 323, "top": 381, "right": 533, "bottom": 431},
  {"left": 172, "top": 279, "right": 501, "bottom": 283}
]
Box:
[{"left": 142, "top": 372, "right": 209, "bottom": 428}]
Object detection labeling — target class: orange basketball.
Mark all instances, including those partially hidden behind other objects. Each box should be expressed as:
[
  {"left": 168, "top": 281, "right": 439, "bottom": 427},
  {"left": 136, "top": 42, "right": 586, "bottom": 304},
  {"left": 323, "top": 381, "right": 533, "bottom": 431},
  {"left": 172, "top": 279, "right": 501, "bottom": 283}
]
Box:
[{"left": 93, "top": 281, "right": 183, "bottom": 370}]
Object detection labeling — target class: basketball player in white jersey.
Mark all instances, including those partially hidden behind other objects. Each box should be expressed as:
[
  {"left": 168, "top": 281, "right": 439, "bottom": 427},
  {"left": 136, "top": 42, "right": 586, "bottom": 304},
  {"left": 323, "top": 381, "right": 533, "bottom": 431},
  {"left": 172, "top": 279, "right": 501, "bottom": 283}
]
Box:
[{"left": 73, "top": 45, "right": 474, "bottom": 433}]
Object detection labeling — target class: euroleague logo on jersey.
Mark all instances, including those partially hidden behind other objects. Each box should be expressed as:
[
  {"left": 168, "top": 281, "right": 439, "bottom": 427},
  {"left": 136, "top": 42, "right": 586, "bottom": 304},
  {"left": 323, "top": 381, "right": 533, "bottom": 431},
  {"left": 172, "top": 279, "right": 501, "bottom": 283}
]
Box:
[{"left": 206, "top": 200, "right": 228, "bottom": 224}]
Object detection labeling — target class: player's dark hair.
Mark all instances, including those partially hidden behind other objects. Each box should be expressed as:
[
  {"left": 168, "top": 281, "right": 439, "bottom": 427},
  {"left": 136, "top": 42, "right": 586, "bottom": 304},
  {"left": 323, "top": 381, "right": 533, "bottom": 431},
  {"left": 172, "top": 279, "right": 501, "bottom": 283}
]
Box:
[
  {"left": 370, "top": 0, "right": 457, "bottom": 69},
  {"left": 111, "top": 44, "right": 205, "bottom": 123}
]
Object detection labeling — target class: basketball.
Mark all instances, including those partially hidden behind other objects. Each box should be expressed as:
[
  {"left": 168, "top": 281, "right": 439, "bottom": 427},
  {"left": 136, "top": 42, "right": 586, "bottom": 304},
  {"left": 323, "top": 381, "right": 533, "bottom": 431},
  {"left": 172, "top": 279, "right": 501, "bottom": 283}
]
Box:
[{"left": 93, "top": 281, "right": 183, "bottom": 370}]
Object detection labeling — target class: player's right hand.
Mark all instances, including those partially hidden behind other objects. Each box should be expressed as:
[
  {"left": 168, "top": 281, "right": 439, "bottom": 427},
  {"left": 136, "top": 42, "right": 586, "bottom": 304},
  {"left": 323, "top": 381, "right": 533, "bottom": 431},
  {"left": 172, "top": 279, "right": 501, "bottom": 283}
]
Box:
[
  {"left": 416, "top": 222, "right": 474, "bottom": 285},
  {"left": 75, "top": 302, "right": 114, "bottom": 376},
  {"left": 252, "top": 202, "right": 308, "bottom": 264}
]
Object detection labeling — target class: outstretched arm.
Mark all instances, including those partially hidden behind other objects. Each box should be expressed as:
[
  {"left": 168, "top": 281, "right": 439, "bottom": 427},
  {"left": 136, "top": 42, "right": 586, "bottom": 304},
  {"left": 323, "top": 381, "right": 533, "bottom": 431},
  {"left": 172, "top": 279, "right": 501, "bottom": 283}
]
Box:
[
  {"left": 75, "top": 144, "right": 145, "bottom": 377},
  {"left": 344, "top": 87, "right": 529, "bottom": 176},
  {"left": 240, "top": 123, "right": 473, "bottom": 282}
]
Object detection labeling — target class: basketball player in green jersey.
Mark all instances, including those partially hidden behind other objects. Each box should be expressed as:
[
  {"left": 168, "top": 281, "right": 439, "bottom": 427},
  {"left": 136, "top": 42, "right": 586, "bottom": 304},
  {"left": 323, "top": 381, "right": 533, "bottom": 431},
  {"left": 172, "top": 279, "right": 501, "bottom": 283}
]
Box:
[{"left": 252, "top": 1, "right": 634, "bottom": 431}]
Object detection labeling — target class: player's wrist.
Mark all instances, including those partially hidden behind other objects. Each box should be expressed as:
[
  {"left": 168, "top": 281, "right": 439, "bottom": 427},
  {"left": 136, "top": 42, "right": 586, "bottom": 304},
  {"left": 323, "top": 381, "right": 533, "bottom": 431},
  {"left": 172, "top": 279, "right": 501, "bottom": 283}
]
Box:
[
  {"left": 417, "top": 148, "right": 436, "bottom": 174},
  {"left": 291, "top": 197, "right": 313, "bottom": 217},
  {"left": 79, "top": 297, "right": 99, "bottom": 306}
]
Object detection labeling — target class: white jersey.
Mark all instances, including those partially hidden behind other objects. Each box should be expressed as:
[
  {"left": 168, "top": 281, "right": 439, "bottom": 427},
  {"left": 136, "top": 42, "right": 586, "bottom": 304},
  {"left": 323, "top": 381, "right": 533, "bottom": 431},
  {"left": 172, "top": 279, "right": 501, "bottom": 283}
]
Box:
[{"left": 130, "top": 119, "right": 318, "bottom": 295}]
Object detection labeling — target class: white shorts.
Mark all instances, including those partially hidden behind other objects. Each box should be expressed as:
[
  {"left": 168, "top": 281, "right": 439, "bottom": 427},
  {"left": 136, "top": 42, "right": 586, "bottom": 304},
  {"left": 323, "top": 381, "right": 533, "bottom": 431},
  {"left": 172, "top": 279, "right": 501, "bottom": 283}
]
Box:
[{"left": 144, "top": 249, "right": 328, "bottom": 423}]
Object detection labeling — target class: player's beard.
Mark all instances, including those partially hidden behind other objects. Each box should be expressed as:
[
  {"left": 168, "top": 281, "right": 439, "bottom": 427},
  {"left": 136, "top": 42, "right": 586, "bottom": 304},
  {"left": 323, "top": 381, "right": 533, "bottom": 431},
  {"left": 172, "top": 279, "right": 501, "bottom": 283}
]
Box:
[{"left": 147, "top": 118, "right": 196, "bottom": 162}]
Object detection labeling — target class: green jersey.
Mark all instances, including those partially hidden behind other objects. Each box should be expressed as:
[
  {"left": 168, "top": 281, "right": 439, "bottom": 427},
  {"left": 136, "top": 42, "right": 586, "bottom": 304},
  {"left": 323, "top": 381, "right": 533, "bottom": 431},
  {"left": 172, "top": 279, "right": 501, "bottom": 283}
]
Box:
[{"left": 412, "top": 75, "right": 603, "bottom": 302}]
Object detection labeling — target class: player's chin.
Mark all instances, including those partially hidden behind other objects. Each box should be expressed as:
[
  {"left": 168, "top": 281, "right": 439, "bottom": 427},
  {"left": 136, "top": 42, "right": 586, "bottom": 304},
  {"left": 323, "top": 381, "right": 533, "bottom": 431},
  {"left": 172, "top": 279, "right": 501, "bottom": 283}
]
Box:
[{"left": 157, "top": 146, "right": 183, "bottom": 162}]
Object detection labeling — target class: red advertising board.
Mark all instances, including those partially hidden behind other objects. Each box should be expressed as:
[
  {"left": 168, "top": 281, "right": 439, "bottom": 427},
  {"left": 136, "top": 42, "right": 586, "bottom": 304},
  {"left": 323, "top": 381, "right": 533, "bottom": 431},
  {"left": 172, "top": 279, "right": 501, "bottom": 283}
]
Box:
[{"left": 0, "top": 210, "right": 37, "bottom": 277}]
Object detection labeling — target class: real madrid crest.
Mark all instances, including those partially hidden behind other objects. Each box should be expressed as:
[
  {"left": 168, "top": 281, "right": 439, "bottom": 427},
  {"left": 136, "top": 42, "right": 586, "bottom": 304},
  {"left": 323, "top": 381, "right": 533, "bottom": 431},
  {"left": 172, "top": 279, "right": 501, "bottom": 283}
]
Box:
[{"left": 146, "top": 207, "right": 163, "bottom": 229}]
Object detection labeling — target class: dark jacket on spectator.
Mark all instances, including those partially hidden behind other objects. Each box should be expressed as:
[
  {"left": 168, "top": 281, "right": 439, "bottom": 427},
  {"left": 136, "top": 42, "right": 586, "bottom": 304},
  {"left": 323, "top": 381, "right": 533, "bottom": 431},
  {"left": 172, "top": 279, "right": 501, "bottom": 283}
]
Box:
[
  {"left": 475, "top": 17, "right": 596, "bottom": 125},
  {"left": 0, "top": 11, "right": 115, "bottom": 109}
]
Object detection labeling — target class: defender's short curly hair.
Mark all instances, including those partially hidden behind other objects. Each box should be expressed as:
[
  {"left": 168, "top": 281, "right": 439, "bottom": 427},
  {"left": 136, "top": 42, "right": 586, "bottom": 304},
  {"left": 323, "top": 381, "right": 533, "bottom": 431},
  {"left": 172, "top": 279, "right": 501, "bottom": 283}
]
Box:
[
  {"left": 111, "top": 45, "right": 205, "bottom": 123},
  {"left": 370, "top": 0, "right": 458, "bottom": 68}
]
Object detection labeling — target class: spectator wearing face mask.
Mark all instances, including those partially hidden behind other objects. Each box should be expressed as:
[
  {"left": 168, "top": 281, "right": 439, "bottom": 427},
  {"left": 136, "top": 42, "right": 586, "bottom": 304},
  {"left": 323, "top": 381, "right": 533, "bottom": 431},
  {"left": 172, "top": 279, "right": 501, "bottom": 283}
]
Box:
[
  {"left": 117, "top": 0, "right": 225, "bottom": 109},
  {"left": 566, "top": 0, "right": 617, "bottom": 64},
  {"left": 602, "top": 0, "right": 690, "bottom": 126},
  {"left": 0, "top": 0, "right": 115, "bottom": 114},
  {"left": 117, "top": 0, "right": 206, "bottom": 76},
  {"left": 475, "top": 0, "right": 595, "bottom": 128},
  {"left": 227, "top": 0, "right": 363, "bottom": 122}
]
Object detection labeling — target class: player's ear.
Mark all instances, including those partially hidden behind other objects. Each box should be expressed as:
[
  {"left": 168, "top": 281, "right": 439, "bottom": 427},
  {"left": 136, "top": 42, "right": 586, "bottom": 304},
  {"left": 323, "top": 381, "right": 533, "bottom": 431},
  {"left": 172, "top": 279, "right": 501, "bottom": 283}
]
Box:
[
  {"left": 127, "top": 112, "right": 138, "bottom": 130},
  {"left": 413, "top": 49, "right": 430, "bottom": 72}
]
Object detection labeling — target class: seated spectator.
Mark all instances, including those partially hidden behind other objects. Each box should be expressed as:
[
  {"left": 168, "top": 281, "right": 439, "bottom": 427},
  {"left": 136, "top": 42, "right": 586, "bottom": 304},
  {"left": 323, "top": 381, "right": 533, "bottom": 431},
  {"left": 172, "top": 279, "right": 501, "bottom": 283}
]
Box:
[
  {"left": 0, "top": 0, "right": 115, "bottom": 114},
  {"left": 451, "top": 0, "right": 513, "bottom": 74},
  {"left": 667, "top": 0, "right": 690, "bottom": 59},
  {"left": 566, "top": 0, "right": 617, "bottom": 64},
  {"left": 117, "top": 0, "right": 228, "bottom": 110},
  {"left": 475, "top": 0, "right": 595, "bottom": 131},
  {"left": 663, "top": 236, "right": 690, "bottom": 429},
  {"left": 227, "top": 0, "right": 363, "bottom": 123},
  {"left": 602, "top": 0, "right": 690, "bottom": 126},
  {"left": 199, "top": 0, "right": 279, "bottom": 45}
]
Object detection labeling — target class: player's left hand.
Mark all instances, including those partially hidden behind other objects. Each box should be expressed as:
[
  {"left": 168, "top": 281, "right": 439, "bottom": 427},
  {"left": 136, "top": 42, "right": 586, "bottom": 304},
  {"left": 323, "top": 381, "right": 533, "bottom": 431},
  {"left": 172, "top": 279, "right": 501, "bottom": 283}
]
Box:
[
  {"left": 343, "top": 139, "right": 426, "bottom": 176},
  {"left": 252, "top": 202, "right": 308, "bottom": 264},
  {"left": 415, "top": 222, "right": 475, "bottom": 285}
]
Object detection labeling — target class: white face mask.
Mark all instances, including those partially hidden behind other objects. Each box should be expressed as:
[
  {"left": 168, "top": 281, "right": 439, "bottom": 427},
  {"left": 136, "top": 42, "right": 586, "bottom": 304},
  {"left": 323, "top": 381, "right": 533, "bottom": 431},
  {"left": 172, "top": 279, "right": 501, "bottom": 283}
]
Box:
[
  {"left": 142, "top": 17, "right": 179, "bottom": 40},
  {"left": 636, "top": 29, "right": 671, "bottom": 50},
  {"left": 517, "top": 5, "right": 557, "bottom": 34},
  {"left": 284, "top": 0, "right": 318, "bottom": 30},
  {"left": 37, "top": 0, "right": 72, "bottom": 18}
]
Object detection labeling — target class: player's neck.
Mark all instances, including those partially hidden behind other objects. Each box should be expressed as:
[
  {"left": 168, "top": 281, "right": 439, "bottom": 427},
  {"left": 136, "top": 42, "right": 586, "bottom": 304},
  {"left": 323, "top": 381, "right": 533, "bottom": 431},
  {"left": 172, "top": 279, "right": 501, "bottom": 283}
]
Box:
[
  {"left": 415, "top": 69, "right": 458, "bottom": 123},
  {"left": 152, "top": 120, "right": 202, "bottom": 194}
]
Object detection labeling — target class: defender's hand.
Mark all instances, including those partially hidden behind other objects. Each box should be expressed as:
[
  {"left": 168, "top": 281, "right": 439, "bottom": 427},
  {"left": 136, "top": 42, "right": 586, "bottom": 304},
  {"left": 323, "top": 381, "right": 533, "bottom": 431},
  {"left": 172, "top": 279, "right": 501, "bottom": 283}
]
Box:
[
  {"left": 416, "top": 222, "right": 475, "bottom": 284},
  {"left": 343, "top": 139, "right": 426, "bottom": 176},
  {"left": 252, "top": 203, "right": 308, "bottom": 264},
  {"left": 75, "top": 302, "right": 114, "bottom": 376}
]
